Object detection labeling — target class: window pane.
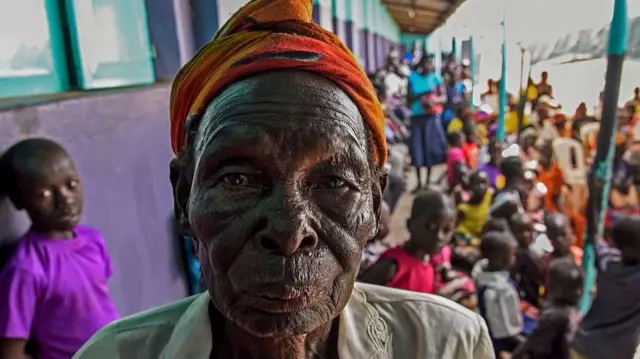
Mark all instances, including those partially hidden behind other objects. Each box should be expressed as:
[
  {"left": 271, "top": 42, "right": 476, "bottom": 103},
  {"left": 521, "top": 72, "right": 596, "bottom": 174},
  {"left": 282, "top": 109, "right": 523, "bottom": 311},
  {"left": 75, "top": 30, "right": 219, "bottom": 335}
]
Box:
[
  {"left": 67, "top": 0, "right": 155, "bottom": 89},
  {"left": 0, "top": 0, "right": 67, "bottom": 98}
]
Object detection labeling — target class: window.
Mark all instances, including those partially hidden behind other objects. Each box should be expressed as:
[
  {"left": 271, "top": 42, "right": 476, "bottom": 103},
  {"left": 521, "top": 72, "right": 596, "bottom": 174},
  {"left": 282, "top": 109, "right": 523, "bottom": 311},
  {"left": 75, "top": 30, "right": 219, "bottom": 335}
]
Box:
[
  {"left": 65, "top": 0, "right": 155, "bottom": 89},
  {"left": 0, "top": 0, "right": 155, "bottom": 99},
  {"left": 0, "top": 1, "right": 68, "bottom": 98}
]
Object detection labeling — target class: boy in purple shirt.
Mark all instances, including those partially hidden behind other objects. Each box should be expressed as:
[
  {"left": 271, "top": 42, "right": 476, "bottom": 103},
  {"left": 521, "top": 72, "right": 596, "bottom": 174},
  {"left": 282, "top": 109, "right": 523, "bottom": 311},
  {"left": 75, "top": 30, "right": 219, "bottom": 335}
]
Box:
[
  {"left": 479, "top": 139, "right": 503, "bottom": 189},
  {"left": 0, "top": 138, "right": 118, "bottom": 359}
]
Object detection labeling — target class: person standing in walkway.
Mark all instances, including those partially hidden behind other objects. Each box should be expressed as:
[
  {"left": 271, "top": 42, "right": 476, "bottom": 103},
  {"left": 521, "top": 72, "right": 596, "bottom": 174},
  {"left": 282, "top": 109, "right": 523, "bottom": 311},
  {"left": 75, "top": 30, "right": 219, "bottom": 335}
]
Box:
[
  {"left": 536, "top": 71, "right": 553, "bottom": 99},
  {"left": 0, "top": 139, "right": 118, "bottom": 359},
  {"left": 407, "top": 57, "right": 447, "bottom": 191}
]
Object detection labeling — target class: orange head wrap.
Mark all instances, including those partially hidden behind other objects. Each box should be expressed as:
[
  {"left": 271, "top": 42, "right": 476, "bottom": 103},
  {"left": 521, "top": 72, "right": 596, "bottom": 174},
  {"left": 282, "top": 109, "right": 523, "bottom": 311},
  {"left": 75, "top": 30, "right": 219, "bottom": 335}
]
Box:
[{"left": 170, "top": 0, "right": 386, "bottom": 165}]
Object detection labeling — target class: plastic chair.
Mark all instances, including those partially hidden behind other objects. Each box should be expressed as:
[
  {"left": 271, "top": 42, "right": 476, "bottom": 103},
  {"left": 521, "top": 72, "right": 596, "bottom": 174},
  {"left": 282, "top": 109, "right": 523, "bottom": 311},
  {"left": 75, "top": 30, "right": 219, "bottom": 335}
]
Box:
[{"left": 552, "top": 138, "right": 586, "bottom": 186}]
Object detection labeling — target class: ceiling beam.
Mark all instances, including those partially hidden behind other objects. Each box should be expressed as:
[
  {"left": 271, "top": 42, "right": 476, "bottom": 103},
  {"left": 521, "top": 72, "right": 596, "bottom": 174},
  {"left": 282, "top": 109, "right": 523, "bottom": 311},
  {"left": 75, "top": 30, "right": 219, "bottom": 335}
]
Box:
[{"left": 382, "top": 0, "right": 443, "bottom": 13}]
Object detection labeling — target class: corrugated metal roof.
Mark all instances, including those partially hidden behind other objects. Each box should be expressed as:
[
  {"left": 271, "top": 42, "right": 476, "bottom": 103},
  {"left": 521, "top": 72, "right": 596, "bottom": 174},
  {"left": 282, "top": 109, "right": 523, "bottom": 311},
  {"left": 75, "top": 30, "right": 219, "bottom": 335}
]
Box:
[{"left": 383, "top": 0, "right": 465, "bottom": 34}]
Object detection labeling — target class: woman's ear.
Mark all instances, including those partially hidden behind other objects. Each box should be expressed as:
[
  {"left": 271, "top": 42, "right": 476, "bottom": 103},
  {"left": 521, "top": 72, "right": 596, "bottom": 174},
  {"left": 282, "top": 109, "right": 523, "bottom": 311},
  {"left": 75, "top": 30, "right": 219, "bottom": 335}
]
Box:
[
  {"left": 170, "top": 158, "right": 194, "bottom": 236},
  {"left": 372, "top": 171, "right": 388, "bottom": 233}
]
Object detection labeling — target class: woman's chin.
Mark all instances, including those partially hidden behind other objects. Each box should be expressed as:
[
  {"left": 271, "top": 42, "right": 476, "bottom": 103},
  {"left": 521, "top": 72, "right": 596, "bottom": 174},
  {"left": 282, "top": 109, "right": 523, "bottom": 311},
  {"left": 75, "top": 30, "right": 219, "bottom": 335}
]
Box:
[{"left": 231, "top": 305, "right": 336, "bottom": 337}]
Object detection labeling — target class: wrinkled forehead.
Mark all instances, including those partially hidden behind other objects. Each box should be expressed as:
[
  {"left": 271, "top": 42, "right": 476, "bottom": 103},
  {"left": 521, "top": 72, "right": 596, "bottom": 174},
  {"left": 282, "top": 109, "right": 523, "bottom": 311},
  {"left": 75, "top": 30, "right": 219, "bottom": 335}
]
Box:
[{"left": 193, "top": 71, "right": 368, "bottom": 156}]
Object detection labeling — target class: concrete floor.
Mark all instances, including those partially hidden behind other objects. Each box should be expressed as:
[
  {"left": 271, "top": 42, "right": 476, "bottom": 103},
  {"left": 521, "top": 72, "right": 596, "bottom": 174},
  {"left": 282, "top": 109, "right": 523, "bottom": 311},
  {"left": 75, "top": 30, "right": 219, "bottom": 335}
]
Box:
[{"left": 386, "top": 164, "right": 447, "bottom": 246}]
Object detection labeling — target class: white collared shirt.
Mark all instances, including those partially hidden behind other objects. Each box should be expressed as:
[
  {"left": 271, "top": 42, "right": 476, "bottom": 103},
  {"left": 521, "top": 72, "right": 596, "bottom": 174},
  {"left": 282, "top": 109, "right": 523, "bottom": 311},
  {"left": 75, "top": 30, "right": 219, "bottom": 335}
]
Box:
[{"left": 74, "top": 283, "right": 493, "bottom": 359}]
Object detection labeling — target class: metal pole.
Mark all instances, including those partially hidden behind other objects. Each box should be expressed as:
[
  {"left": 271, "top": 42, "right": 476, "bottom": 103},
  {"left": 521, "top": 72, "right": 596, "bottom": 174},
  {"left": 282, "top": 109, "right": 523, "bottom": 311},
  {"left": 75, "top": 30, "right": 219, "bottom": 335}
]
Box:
[
  {"left": 517, "top": 46, "right": 526, "bottom": 142},
  {"left": 497, "top": 0, "right": 508, "bottom": 142},
  {"left": 469, "top": 35, "right": 476, "bottom": 109},
  {"left": 580, "top": 0, "right": 629, "bottom": 313}
]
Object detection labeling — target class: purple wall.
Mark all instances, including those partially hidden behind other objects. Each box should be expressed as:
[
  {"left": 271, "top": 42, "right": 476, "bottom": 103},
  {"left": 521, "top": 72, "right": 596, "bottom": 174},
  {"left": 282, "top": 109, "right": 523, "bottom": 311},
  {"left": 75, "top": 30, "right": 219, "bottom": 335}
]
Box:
[{"left": 0, "top": 86, "right": 188, "bottom": 316}]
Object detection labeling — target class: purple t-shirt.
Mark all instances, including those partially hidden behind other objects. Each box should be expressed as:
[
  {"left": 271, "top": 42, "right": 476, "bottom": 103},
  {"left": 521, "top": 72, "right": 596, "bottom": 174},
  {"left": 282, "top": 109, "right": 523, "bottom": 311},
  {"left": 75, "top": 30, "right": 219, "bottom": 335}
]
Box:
[
  {"left": 0, "top": 226, "right": 119, "bottom": 359},
  {"left": 480, "top": 163, "right": 501, "bottom": 189}
]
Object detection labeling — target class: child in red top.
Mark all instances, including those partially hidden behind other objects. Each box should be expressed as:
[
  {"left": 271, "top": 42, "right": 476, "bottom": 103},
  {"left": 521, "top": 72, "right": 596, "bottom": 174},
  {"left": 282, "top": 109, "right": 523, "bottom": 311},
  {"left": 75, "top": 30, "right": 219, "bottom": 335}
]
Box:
[
  {"left": 447, "top": 131, "right": 468, "bottom": 187},
  {"left": 361, "top": 189, "right": 456, "bottom": 295},
  {"left": 462, "top": 124, "right": 480, "bottom": 169}
]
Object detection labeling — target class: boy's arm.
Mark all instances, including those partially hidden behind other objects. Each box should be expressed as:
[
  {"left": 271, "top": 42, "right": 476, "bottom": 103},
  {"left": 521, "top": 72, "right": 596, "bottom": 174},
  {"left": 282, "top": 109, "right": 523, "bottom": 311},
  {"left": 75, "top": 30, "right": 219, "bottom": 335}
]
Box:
[
  {"left": 594, "top": 239, "right": 621, "bottom": 273},
  {"left": 0, "top": 268, "right": 39, "bottom": 359},
  {"left": 0, "top": 339, "right": 31, "bottom": 359}
]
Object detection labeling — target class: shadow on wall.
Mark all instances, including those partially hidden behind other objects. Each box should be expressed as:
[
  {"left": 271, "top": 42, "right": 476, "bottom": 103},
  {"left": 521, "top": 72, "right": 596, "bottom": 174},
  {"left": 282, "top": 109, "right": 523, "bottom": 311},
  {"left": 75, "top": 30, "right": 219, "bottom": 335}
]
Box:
[
  {"left": 0, "top": 198, "right": 30, "bottom": 268},
  {"left": 0, "top": 85, "right": 188, "bottom": 315}
]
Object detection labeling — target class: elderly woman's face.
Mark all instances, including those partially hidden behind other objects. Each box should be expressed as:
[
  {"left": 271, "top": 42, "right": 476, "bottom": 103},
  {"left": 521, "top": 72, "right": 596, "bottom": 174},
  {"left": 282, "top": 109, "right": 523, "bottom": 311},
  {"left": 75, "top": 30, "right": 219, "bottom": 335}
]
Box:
[{"left": 180, "top": 71, "right": 381, "bottom": 337}]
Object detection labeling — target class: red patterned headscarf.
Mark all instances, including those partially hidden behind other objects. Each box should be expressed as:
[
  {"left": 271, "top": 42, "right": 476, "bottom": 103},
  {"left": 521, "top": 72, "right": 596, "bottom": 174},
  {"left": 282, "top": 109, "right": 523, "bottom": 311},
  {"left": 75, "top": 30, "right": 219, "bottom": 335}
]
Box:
[{"left": 169, "top": 0, "right": 386, "bottom": 164}]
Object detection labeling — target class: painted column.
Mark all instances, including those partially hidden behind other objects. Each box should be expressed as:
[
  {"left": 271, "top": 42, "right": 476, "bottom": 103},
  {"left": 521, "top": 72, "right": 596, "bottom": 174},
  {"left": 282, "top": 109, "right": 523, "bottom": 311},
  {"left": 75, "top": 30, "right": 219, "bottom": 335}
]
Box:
[
  {"left": 144, "top": 0, "right": 182, "bottom": 81},
  {"left": 332, "top": 0, "right": 347, "bottom": 41},
  {"left": 172, "top": 0, "right": 195, "bottom": 65},
  {"left": 344, "top": 0, "right": 355, "bottom": 51},
  {"left": 362, "top": 0, "right": 375, "bottom": 73},
  {"left": 351, "top": 0, "right": 363, "bottom": 63},
  {"left": 191, "top": 0, "right": 220, "bottom": 49}
]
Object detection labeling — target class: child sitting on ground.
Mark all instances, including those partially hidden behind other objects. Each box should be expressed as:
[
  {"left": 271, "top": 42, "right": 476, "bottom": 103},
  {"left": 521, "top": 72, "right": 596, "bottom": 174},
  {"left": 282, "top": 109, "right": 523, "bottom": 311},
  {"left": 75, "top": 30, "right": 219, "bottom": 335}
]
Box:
[
  {"left": 513, "top": 257, "right": 583, "bottom": 359},
  {"left": 0, "top": 138, "right": 119, "bottom": 359},
  {"left": 456, "top": 170, "right": 493, "bottom": 244},
  {"left": 509, "top": 213, "right": 543, "bottom": 309},
  {"left": 480, "top": 139, "right": 504, "bottom": 190},
  {"left": 447, "top": 131, "right": 468, "bottom": 190},
  {"left": 361, "top": 189, "right": 455, "bottom": 295},
  {"left": 462, "top": 123, "right": 480, "bottom": 170},
  {"left": 572, "top": 216, "right": 640, "bottom": 359},
  {"left": 476, "top": 231, "right": 524, "bottom": 358},
  {"left": 544, "top": 213, "right": 583, "bottom": 268}
]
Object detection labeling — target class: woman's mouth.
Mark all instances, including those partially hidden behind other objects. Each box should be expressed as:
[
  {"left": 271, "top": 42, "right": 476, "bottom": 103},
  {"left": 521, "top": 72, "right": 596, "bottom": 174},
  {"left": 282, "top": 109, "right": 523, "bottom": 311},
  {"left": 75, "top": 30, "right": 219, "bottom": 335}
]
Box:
[{"left": 242, "top": 285, "right": 319, "bottom": 313}]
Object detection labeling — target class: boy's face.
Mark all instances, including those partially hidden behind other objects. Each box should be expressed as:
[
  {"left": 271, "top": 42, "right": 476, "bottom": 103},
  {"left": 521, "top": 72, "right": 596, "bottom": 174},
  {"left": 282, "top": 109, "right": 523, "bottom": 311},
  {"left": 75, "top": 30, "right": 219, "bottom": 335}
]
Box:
[
  {"left": 547, "top": 216, "right": 573, "bottom": 255},
  {"left": 537, "top": 143, "right": 553, "bottom": 168},
  {"left": 489, "top": 142, "right": 503, "bottom": 165},
  {"left": 15, "top": 151, "right": 83, "bottom": 235},
  {"left": 468, "top": 172, "right": 489, "bottom": 201},
  {"left": 511, "top": 214, "right": 534, "bottom": 248},
  {"left": 407, "top": 205, "right": 455, "bottom": 255}
]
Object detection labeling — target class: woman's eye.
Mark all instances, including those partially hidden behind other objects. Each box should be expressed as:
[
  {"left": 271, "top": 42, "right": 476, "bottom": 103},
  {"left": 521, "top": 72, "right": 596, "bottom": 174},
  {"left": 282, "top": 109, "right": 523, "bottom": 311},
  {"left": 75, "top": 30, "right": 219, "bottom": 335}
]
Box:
[
  {"left": 315, "top": 176, "right": 347, "bottom": 190},
  {"left": 68, "top": 179, "right": 80, "bottom": 189},
  {"left": 219, "top": 173, "right": 260, "bottom": 188}
]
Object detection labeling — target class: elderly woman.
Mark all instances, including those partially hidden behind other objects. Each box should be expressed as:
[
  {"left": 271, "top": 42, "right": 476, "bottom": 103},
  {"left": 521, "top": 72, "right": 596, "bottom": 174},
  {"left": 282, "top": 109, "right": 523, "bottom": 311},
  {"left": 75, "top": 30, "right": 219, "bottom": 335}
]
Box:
[{"left": 73, "top": 1, "right": 492, "bottom": 358}]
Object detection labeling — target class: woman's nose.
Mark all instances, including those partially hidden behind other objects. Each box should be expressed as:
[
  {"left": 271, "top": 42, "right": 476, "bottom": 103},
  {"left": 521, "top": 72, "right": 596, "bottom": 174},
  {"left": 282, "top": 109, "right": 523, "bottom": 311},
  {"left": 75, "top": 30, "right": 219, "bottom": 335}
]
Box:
[
  {"left": 253, "top": 190, "right": 319, "bottom": 256},
  {"left": 255, "top": 230, "right": 318, "bottom": 256}
]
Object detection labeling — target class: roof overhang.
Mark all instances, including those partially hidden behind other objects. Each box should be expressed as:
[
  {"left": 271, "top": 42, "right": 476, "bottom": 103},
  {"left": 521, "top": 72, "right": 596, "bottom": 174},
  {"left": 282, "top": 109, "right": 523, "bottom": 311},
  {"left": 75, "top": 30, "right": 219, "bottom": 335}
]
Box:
[{"left": 383, "top": 0, "right": 466, "bottom": 35}]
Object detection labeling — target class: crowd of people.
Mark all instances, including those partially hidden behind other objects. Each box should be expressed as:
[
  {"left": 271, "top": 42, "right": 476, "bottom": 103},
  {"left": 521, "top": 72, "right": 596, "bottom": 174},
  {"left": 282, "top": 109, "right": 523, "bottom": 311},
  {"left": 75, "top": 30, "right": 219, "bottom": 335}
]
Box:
[
  {"left": 359, "top": 43, "right": 640, "bottom": 359},
  {"left": 1, "top": 0, "right": 640, "bottom": 357}
]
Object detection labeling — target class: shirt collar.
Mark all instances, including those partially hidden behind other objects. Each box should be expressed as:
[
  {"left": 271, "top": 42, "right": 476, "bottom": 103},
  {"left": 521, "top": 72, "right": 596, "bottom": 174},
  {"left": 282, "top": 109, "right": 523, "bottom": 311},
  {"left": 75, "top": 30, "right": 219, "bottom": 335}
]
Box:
[{"left": 159, "top": 284, "right": 392, "bottom": 359}]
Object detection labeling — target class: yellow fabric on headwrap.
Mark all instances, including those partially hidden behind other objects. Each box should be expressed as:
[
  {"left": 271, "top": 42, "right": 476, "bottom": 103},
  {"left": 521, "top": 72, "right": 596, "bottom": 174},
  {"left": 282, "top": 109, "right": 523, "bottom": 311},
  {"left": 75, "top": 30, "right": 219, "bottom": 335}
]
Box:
[{"left": 169, "top": 0, "right": 386, "bottom": 165}]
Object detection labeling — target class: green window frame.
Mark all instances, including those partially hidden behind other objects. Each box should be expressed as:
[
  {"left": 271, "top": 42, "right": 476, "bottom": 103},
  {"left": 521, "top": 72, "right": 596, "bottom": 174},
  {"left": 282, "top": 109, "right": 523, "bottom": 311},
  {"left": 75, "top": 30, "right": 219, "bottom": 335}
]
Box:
[
  {"left": 65, "top": 0, "right": 155, "bottom": 90},
  {"left": 0, "top": 0, "right": 69, "bottom": 99}
]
